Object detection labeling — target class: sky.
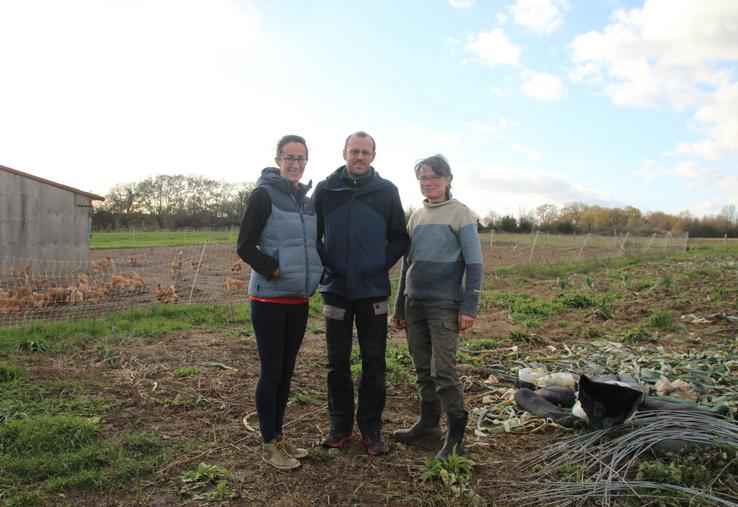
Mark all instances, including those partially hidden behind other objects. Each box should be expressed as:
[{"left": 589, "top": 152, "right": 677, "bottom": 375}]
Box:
[{"left": 1, "top": 0, "right": 737, "bottom": 220}]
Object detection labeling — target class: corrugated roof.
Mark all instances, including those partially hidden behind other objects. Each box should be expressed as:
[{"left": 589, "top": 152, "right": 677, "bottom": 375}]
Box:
[{"left": 0, "top": 164, "right": 106, "bottom": 201}]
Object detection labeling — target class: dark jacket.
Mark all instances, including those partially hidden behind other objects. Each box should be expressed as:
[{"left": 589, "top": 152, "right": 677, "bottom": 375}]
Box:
[
  {"left": 314, "top": 166, "right": 409, "bottom": 300},
  {"left": 236, "top": 168, "right": 323, "bottom": 298}
]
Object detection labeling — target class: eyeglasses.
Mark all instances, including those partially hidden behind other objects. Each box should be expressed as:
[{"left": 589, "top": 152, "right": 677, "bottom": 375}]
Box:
[
  {"left": 418, "top": 175, "right": 445, "bottom": 182},
  {"left": 278, "top": 156, "right": 308, "bottom": 165},
  {"left": 347, "top": 149, "right": 374, "bottom": 157}
]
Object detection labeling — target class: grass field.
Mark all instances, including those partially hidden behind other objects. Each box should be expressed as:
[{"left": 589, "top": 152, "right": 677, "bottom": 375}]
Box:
[{"left": 91, "top": 229, "right": 238, "bottom": 249}]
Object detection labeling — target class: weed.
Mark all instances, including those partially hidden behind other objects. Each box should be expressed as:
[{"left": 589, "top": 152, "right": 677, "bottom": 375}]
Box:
[
  {"left": 635, "top": 448, "right": 737, "bottom": 489},
  {"left": 462, "top": 338, "right": 499, "bottom": 350},
  {"left": 648, "top": 309, "right": 675, "bottom": 329},
  {"left": 560, "top": 292, "right": 596, "bottom": 308},
  {"left": 173, "top": 366, "right": 200, "bottom": 378},
  {"left": 487, "top": 291, "right": 562, "bottom": 327},
  {"left": 180, "top": 462, "right": 237, "bottom": 502},
  {"left": 621, "top": 326, "right": 649, "bottom": 344},
  {"left": 0, "top": 363, "right": 24, "bottom": 382},
  {"left": 555, "top": 272, "right": 574, "bottom": 290},
  {"left": 583, "top": 276, "right": 595, "bottom": 291},
  {"left": 419, "top": 448, "right": 480, "bottom": 503},
  {"left": 352, "top": 344, "right": 415, "bottom": 387},
  {"left": 620, "top": 271, "right": 633, "bottom": 287},
  {"left": 630, "top": 279, "right": 656, "bottom": 292},
  {"left": 587, "top": 301, "right": 614, "bottom": 320},
  {"left": 659, "top": 274, "right": 674, "bottom": 291},
  {"left": 576, "top": 325, "right": 604, "bottom": 339},
  {"left": 507, "top": 330, "right": 539, "bottom": 344},
  {"left": 15, "top": 340, "right": 48, "bottom": 354},
  {"left": 290, "top": 392, "right": 322, "bottom": 406}
]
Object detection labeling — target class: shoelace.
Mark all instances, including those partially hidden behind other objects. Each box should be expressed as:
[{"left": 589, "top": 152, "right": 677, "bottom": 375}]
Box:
[
  {"left": 274, "top": 440, "right": 292, "bottom": 458},
  {"left": 279, "top": 436, "right": 295, "bottom": 452}
]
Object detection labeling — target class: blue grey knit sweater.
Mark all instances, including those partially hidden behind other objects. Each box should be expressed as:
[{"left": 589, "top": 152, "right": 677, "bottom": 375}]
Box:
[{"left": 393, "top": 198, "right": 484, "bottom": 319}]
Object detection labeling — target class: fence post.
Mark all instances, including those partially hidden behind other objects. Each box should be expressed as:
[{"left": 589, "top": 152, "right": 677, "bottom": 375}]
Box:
[
  {"left": 725, "top": 233, "right": 728, "bottom": 245},
  {"left": 683, "top": 232, "right": 689, "bottom": 252},
  {"left": 528, "top": 231, "right": 539, "bottom": 264},
  {"left": 645, "top": 233, "right": 656, "bottom": 252},
  {"left": 619, "top": 232, "right": 630, "bottom": 253},
  {"left": 188, "top": 241, "right": 209, "bottom": 304},
  {"left": 489, "top": 229, "right": 495, "bottom": 248},
  {"left": 577, "top": 233, "right": 591, "bottom": 261},
  {"left": 663, "top": 231, "right": 672, "bottom": 251}
]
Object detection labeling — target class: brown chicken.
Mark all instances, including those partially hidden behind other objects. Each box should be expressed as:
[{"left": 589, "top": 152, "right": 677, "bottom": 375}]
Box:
[
  {"left": 225, "top": 278, "right": 245, "bottom": 291},
  {"left": 155, "top": 283, "right": 177, "bottom": 304}
]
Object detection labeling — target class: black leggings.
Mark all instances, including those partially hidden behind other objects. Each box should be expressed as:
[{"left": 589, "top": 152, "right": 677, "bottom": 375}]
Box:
[{"left": 250, "top": 300, "right": 308, "bottom": 443}]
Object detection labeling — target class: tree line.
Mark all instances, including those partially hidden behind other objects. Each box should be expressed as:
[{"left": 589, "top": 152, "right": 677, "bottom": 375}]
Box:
[
  {"left": 93, "top": 174, "right": 737, "bottom": 237},
  {"left": 483, "top": 203, "right": 738, "bottom": 238},
  {"left": 92, "top": 174, "right": 253, "bottom": 229}
]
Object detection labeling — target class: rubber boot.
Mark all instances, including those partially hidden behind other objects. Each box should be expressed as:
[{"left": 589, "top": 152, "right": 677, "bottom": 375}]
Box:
[
  {"left": 392, "top": 400, "right": 442, "bottom": 443},
  {"left": 436, "top": 411, "right": 468, "bottom": 460}
]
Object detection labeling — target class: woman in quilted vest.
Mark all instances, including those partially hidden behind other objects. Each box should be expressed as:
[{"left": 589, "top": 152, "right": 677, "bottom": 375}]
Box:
[{"left": 236, "top": 135, "right": 323, "bottom": 470}]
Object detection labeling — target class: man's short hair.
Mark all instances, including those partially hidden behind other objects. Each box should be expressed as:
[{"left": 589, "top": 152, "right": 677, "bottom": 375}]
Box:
[{"left": 343, "top": 131, "right": 376, "bottom": 153}]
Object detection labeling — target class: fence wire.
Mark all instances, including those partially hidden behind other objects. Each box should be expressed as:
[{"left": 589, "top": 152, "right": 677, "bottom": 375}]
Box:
[
  {"left": 0, "top": 232, "right": 689, "bottom": 326},
  {"left": 0, "top": 243, "right": 249, "bottom": 326}
]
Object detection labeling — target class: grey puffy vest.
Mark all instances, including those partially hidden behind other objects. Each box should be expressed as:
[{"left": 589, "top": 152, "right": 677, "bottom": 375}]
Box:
[{"left": 248, "top": 175, "right": 323, "bottom": 298}]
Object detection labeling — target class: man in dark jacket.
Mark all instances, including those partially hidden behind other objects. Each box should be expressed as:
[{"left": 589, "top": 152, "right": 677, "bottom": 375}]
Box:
[{"left": 314, "top": 131, "right": 409, "bottom": 456}]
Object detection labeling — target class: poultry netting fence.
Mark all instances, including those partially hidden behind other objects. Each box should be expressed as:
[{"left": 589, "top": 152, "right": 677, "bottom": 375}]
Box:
[
  {"left": 0, "top": 243, "right": 249, "bottom": 326},
  {"left": 0, "top": 232, "right": 689, "bottom": 326}
]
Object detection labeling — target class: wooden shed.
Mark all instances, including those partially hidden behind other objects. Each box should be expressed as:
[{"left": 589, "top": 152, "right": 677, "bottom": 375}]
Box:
[{"left": 0, "top": 165, "right": 105, "bottom": 263}]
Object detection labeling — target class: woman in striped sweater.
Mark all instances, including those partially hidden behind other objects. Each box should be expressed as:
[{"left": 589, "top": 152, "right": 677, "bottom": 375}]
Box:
[{"left": 391, "top": 154, "right": 484, "bottom": 459}]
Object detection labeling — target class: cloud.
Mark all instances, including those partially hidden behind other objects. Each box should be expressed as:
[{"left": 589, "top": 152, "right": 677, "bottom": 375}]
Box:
[
  {"left": 499, "top": 117, "right": 518, "bottom": 129},
  {"left": 488, "top": 85, "right": 507, "bottom": 96},
  {"left": 449, "top": 0, "right": 475, "bottom": 8},
  {"left": 521, "top": 70, "right": 564, "bottom": 100},
  {"left": 466, "top": 29, "right": 521, "bottom": 67},
  {"left": 460, "top": 167, "right": 612, "bottom": 214},
  {"left": 673, "top": 139, "right": 723, "bottom": 161},
  {"left": 465, "top": 122, "right": 497, "bottom": 134},
  {"left": 634, "top": 159, "right": 724, "bottom": 188},
  {"left": 508, "top": 0, "right": 570, "bottom": 35},
  {"left": 570, "top": 0, "right": 738, "bottom": 162},
  {"left": 511, "top": 143, "right": 543, "bottom": 161}
]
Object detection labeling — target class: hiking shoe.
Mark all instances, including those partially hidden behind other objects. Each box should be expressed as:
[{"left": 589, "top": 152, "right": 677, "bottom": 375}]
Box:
[
  {"left": 320, "top": 428, "right": 353, "bottom": 448},
  {"left": 262, "top": 441, "right": 300, "bottom": 470},
  {"left": 276, "top": 435, "right": 308, "bottom": 459},
  {"left": 361, "top": 431, "right": 387, "bottom": 456}
]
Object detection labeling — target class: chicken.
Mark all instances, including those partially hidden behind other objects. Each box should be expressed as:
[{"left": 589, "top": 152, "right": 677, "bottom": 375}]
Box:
[
  {"left": 125, "top": 277, "right": 145, "bottom": 295},
  {"left": 92, "top": 256, "right": 115, "bottom": 274},
  {"left": 86, "top": 289, "right": 105, "bottom": 305},
  {"left": 10, "top": 267, "right": 29, "bottom": 287},
  {"left": 66, "top": 286, "right": 84, "bottom": 305},
  {"left": 47, "top": 287, "right": 68, "bottom": 303},
  {"left": 32, "top": 292, "right": 50, "bottom": 308},
  {"left": 0, "top": 297, "right": 27, "bottom": 313},
  {"left": 155, "top": 283, "right": 177, "bottom": 304},
  {"left": 171, "top": 252, "right": 184, "bottom": 280},
  {"left": 128, "top": 256, "right": 139, "bottom": 267},
  {"left": 105, "top": 275, "right": 127, "bottom": 296},
  {"left": 225, "top": 278, "right": 245, "bottom": 291},
  {"left": 230, "top": 259, "right": 245, "bottom": 272},
  {"left": 77, "top": 273, "right": 91, "bottom": 297},
  {"left": 190, "top": 259, "right": 201, "bottom": 270}
]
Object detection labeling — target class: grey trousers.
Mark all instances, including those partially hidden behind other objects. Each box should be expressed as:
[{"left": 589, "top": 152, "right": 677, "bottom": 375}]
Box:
[{"left": 404, "top": 297, "right": 465, "bottom": 417}]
